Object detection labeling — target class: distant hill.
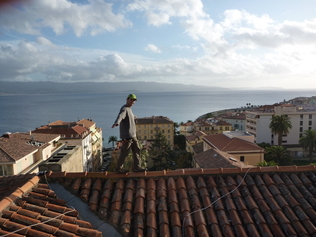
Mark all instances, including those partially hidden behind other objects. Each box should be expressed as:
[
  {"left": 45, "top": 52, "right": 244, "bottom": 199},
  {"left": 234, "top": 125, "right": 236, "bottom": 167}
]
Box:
[{"left": 0, "top": 81, "right": 227, "bottom": 95}]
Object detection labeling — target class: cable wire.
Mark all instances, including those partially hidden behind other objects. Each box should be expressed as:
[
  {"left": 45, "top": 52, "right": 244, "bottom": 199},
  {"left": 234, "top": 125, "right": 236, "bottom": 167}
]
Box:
[
  {"left": 182, "top": 167, "right": 253, "bottom": 237},
  {"left": 0, "top": 172, "right": 76, "bottom": 237}
]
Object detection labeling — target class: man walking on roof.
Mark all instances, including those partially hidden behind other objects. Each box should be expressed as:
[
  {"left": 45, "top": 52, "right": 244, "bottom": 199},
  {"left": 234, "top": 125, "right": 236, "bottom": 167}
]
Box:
[{"left": 112, "top": 94, "right": 146, "bottom": 173}]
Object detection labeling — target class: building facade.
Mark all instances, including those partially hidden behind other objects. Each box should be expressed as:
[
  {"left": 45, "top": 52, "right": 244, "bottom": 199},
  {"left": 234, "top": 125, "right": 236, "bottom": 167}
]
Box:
[
  {"left": 33, "top": 119, "right": 102, "bottom": 172},
  {"left": 135, "top": 116, "right": 174, "bottom": 147},
  {"left": 246, "top": 104, "right": 316, "bottom": 146},
  {"left": 193, "top": 119, "right": 233, "bottom": 135},
  {"left": 0, "top": 132, "right": 60, "bottom": 176},
  {"left": 221, "top": 112, "right": 246, "bottom": 131},
  {"left": 202, "top": 133, "right": 264, "bottom": 166}
]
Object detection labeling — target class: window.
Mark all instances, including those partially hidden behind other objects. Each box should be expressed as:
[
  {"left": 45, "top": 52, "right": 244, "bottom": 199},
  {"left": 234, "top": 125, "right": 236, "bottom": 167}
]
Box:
[
  {"left": 240, "top": 156, "right": 245, "bottom": 162},
  {"left": 309, "top": 121, "right": 312, "bottom": 126},
  {"left": 309, "top": 114, "right": 313, "bottom": 119},
  {"left": 300, "top": 127, "right": 303, "bottom": 132},
  {"left": 300, "top": 114, "right": 303, "bottom": 119},
  {"left": 0, "top": 165, "right": 13, "bottom": 176},
  {"left": 300, "top": 121, "right": 303, "bottom": 126}
]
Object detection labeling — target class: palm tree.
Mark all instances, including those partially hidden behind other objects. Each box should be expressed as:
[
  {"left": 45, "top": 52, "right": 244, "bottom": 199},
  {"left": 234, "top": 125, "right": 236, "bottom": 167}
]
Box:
[
  {"left": 299, "top": 129, "right": 316, "bottom": 163},
  {"left": 269, "top": 115, "right": 292, "bottom": 146},
  {"left": 108, "top": 135, "right": 117, "bottom": 148},
  {"left": 257, "top": 160, "right": 279, "bottom": 167},
  {"left": 265, "top": 145, "right": 291, "bottom": 165}
]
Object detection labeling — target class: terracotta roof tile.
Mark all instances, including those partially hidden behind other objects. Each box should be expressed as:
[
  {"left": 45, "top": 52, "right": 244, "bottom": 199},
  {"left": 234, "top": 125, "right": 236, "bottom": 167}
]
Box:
[
  {"left": 0, "top": 174, "right": 102, "bottom": 237},
  {"left": 2, "top": 166, "right": 316, "bottom": 236}
]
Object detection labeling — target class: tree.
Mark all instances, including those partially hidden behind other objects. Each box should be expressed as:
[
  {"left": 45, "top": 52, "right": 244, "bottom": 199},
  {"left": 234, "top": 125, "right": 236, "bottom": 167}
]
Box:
[
  {"left": 174, "top": 122, "right": 180, "bottom": 135},
  {"left": 174, "top": 134, "right": 186, "bottom": 150},
  {"left": 257, "top": 160, "right": 279, "bottom": 167},
  {"left": 174, "top": 151, "right": 192, "bottom": 168},
  {"left": 265, "top": 146, "right": 292, "bottom": 165},
  {"left": 269, "top": 115, "right": 292, "bottom": 146},
  {"left": 299, "top": 129, "right": 316, "bottom": 163},
  {"left": 108, "top": 136, "right": 117, "bottom": 148},
  {"left": 149, "top": 132, "right": 176, "bottom": 171}
]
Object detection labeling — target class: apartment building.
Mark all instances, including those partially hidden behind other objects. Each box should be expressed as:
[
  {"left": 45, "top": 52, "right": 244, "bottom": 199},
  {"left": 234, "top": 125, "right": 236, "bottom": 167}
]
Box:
[
  {"left": 0, "top": 132, "right": 60, "bottom": 176},
  {"left": 194, "top": 119, "right": 232, "bottom": 135},
  {"left": 221, "top": 112, "right": 246, "bottom": 131},
  {"left": 202, "top": 133, "right": 264, "bottom": 165},
  {"left": 246, "top": 104, "right": 316, "bottom": 146},
  {"left": 179, "top": 121, "right": 194, "bottom": 136},
  {"left": 32, "top": 119, "right": 102, "bottom": 172},
  {"left": 135, "top": 116, "right": 174, "bottom": 147}
]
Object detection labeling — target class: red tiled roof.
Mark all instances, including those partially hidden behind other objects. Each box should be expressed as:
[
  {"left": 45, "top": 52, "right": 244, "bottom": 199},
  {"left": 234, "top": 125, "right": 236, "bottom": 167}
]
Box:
[
  {"left": 194, "top": 148, "right": 250, "bottom": 169},
  {"left": 203, "top": 134, "right": 264, "bottom": 152},
  {"left": 0, "top": 133, "right": 60, "bottom": 162},
  {"left": 1, "top": 166, "right": 316, "bottom": 236},
  {"left": 77, "top": 119, "right": 95, "bottom": 129},
  {"left": 33, "top": 125, "right": 89, "bottom": 138},
  {"left": 0, "top": 174, "right": 102, "bottom": 237},
  {"left": 180, "top": 122, "right": 194, "bottom": 126},
  {"left": 136, "top": 116, "right": 174, "bottom": 124}
]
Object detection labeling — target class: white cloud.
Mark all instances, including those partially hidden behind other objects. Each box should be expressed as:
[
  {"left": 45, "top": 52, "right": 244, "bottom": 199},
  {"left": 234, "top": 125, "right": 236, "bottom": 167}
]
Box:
[
  {"left": 1, "top": 0, "right": 316, "bottom": 89},
  {"left": 145, "top": 44, "right": 161, "bottom": 53},
  {"left": 36, "top": 37, "right": 57, "bottom": 48},
  {"left": 127, "top": 0, "right": 206, "bottom": 26},
  {"left": 0, "top": 0, "right": 131, "bottom": 36}
]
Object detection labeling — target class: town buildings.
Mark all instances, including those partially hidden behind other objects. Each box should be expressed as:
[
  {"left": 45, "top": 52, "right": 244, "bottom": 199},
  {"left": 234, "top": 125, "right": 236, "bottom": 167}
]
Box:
[
  {"left": 221, "top": 112, "right": 246, "bottom": 131},
  {"left": 180, "top": 119, "right": 233, "bottom": 136},
  {"left": 136, "top": 116, "right": 174, "bottom": 147},
  {"left": 32, "top": 119, "right": 102, "bottom": 172},
  {"left": 193, "top": 131, "right": 264, "bottom": 166},
  {"left": 0, "top": 132, "right": 60, "bottom": 176},
  {"left": 246, "top": 103, "right": 316, "bottom": 148}
]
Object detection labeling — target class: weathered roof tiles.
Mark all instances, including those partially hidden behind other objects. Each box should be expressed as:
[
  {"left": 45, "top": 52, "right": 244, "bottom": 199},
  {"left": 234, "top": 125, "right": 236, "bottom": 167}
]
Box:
[{"left": 1, "top": 166, "right": 316, "bottom": 236}]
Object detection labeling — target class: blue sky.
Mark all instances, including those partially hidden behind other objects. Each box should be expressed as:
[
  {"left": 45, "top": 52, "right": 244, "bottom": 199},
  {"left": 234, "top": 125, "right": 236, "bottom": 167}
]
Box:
[{"left": 1, "top": 0, "right": 316, "bottom": 89}]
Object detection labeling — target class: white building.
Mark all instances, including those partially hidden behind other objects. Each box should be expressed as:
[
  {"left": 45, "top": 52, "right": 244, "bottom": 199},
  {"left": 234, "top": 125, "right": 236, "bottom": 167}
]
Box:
[
  {"left": 246, "top": 104, "right": 316, "bottom": 146},
  {"left": 33, "top": 119, "right": 102, "bottom": 172}
]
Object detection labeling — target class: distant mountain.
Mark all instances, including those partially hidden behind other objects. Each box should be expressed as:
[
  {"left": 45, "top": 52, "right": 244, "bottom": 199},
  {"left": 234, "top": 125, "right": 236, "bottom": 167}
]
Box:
[{"left": 0, "top": 81, "right": 227, "bottom": 95}]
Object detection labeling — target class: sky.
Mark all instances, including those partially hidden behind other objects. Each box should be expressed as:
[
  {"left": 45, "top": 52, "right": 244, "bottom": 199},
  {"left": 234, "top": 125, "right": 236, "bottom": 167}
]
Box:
[{"left": 1, "top": 0, "right": 316, "bottom": 89}]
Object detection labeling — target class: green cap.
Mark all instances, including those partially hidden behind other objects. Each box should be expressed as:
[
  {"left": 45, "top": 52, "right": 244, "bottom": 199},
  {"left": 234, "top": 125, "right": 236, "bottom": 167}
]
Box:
[{"left": 127, "top": 94, "right": 137, "bottom": 100}]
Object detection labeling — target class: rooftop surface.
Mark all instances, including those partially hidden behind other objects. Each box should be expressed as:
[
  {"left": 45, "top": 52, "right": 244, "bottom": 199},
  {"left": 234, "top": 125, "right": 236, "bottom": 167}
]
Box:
[{"left": 1, "top": 166, "right": 316, "bottom": 236}]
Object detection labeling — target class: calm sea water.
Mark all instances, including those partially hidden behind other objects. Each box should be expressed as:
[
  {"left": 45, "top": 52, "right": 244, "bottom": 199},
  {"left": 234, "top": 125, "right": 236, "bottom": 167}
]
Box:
[{"left": 1, "top": 90, "right": 316, "bottom": 147}]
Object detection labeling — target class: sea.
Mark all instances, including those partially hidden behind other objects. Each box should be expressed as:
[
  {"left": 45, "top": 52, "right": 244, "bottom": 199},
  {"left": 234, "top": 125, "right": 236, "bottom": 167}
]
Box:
[{"left": 1, "top": 89, "right": 316, "bottom": 148}]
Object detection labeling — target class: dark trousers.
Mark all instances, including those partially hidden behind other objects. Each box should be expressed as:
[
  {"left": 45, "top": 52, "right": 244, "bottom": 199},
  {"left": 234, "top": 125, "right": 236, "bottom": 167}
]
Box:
[{"left": 116, "top": 137, "right": 141, "bottom": 170}]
